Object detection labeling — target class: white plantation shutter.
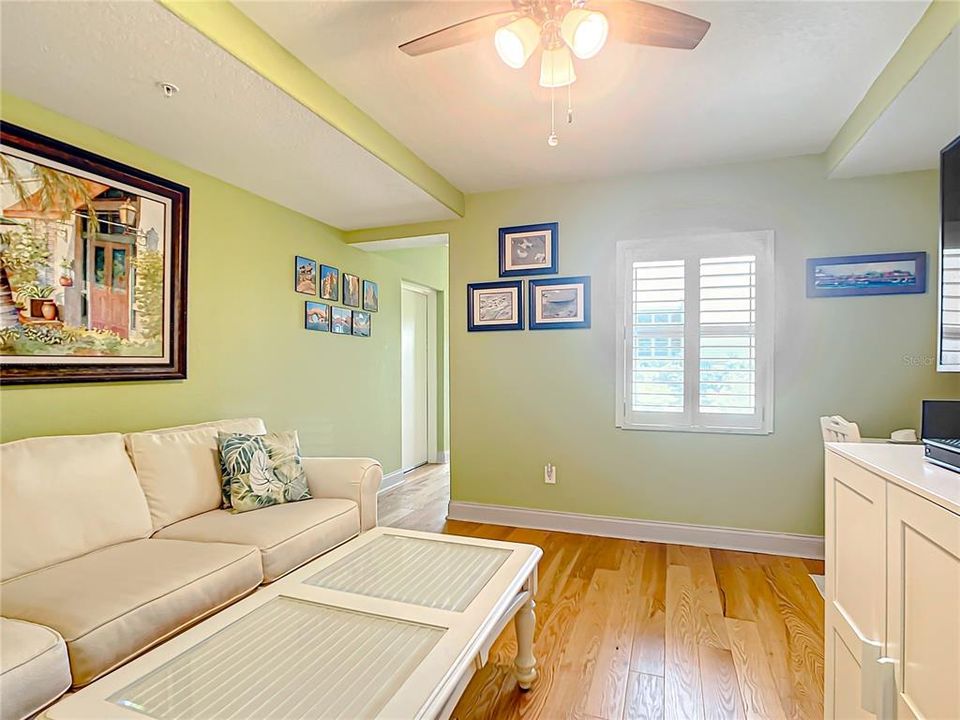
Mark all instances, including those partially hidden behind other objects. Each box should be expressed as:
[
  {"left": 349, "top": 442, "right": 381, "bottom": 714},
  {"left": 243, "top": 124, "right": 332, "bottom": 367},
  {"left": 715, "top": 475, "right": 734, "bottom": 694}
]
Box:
[{"left": 616, "top": 232, "right": 774, "bottom": 434}]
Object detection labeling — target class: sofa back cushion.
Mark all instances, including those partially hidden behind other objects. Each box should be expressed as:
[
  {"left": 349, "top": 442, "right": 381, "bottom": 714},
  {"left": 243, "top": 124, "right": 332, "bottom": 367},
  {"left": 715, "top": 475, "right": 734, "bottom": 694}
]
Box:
[
  {"left": 1, "top": 433, "right": 152, "bottom": 581},
  {"left": 124, "top": 418, "right": 266, "bottom": 531}
]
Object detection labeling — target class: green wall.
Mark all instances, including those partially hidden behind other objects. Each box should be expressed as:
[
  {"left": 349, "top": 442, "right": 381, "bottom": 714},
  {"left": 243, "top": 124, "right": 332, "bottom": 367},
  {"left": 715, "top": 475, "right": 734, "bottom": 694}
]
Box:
[
  {"left": 0, "top": 94, "right": 448, "bottom": 474},
  {"left": 350, "top": 155, "right": 959, "bottom": 536}
]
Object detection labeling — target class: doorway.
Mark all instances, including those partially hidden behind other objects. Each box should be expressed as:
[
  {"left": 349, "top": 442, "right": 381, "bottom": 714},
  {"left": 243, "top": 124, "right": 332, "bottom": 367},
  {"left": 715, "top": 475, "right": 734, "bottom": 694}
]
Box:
[{"left": 401, "top": 282, "right": 437, "bottom": 472}]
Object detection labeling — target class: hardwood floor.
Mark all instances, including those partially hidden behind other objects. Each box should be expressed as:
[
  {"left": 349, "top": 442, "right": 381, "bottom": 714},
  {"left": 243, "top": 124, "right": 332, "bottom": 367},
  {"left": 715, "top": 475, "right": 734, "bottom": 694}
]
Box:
[{"left": 378, "top": 465, "right": 825, "bottom": 720}]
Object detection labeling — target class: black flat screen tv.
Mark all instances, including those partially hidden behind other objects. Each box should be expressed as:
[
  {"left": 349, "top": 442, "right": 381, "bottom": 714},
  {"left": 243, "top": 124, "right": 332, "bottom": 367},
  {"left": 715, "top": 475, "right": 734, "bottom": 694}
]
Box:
[{"left": 939, "top": 135, "right": 960, "bottom": 371}]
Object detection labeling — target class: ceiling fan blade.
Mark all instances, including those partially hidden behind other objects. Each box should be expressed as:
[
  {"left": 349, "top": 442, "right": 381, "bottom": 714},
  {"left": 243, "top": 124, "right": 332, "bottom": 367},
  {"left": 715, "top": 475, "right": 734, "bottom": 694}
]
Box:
[
  {"left": 399, "top": 11, "right": 518, "bottom": 56},
  {"left": 598, "top": 1, "right": 710, "bottom": 50}
]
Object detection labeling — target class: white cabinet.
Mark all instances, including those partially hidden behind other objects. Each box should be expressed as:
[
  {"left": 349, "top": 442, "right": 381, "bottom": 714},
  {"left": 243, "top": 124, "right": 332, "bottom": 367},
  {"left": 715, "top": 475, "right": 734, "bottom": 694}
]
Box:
[{"left": 825, "top": 444, "right": 960, "bottom": 720}]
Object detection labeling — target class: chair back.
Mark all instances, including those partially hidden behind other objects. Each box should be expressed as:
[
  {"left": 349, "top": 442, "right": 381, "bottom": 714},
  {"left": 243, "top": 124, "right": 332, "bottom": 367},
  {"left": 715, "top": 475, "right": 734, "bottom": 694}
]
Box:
[{"left": 820, "top": 415, "right": 862, "bottom": 443}]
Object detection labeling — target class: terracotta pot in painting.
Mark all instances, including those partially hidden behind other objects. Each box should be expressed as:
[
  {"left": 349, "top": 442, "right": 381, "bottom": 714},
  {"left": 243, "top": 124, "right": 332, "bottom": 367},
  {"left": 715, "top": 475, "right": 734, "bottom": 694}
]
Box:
[
  {"left": 59, "top": 276, "right": 74, "bottom": 287},
  {"left": 29, "top": 298, "right": 45, "bottom": 317},
  {"left": 40, "top": 300, "right": 57, "bottom": 321}
]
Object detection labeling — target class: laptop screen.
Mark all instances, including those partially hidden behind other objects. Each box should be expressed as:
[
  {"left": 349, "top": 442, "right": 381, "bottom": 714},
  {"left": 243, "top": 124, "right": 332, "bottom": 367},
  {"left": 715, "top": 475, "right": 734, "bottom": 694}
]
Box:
[{"left": 922, "top": 400, "right": 960, "bottom": 440}]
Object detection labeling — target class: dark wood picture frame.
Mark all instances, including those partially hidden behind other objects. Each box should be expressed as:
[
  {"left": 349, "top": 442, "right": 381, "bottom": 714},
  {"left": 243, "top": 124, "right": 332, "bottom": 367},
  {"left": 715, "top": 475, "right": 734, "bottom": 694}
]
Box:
[{"left": 0, "top": 122, "right": 189, "bottom": 385}]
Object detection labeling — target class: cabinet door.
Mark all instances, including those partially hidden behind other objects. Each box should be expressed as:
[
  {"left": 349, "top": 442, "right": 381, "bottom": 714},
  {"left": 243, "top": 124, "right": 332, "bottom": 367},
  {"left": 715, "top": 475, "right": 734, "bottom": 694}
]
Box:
[
  {"left": 886, "top": 484, "right": 960, "bottom": 720},
  {"left": 824, "top": 451, "right": 887, "bottom": 719}
]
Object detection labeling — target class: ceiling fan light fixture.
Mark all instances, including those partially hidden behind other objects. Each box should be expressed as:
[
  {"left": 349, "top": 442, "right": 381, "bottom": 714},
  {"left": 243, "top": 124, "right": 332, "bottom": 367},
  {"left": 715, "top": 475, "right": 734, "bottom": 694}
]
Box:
[
  {"left": 560, "top": 8, "right": 609, "bottom": 59},
  {"left": 494, "top": 17, "right": 539, "bottom": 69},
  {"left": 539, "top": 45, "right": 576, "bottom": 88}
]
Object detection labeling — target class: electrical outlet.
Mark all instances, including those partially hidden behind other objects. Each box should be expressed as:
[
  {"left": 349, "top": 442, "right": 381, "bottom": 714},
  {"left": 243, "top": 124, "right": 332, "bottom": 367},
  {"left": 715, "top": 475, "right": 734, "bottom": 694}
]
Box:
[{"left": 544, "top": 463, "right": 557, "bottom": 485}]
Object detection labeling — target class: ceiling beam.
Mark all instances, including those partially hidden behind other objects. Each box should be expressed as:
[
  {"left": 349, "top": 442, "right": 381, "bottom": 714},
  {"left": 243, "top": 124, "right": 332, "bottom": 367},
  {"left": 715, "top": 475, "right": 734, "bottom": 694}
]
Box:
[
  {"left": 157, "top": 0, "right": 465, "bottom": 218},
  {"left": 826, "top": 0, "right": 960, "bottom": 174}
]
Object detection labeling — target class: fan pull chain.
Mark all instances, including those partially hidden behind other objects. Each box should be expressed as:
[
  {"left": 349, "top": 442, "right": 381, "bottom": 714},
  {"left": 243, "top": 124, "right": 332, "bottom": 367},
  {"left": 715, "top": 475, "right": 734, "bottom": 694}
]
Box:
[
  {"left": 548, "top": 53, "right": 559, "bottom": 147},
  {"left": 567, "top": 81, "right": 573, "bottom": 125}
]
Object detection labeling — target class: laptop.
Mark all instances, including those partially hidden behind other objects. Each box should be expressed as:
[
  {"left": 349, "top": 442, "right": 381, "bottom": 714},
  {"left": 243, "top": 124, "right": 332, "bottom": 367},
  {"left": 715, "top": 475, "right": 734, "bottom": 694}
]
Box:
[{"left": 922, "top": 400, "right": 960, "bottom": 472}]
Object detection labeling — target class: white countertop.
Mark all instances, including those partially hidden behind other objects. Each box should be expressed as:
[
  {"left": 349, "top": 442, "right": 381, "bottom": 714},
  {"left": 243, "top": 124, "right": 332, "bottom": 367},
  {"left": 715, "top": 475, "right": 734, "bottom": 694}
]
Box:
[{"left": 827, "top": 442, "right": 960, "bottom": 516}]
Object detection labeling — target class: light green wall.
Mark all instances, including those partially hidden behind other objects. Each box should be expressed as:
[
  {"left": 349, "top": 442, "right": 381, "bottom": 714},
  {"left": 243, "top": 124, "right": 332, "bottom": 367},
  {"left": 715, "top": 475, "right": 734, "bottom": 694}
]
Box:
[
  {"left": 0, "top": 94, "right": 448, "bottom": 472},
  {"left": 349, "top": 155, "right": 959, "bottom": 536}
]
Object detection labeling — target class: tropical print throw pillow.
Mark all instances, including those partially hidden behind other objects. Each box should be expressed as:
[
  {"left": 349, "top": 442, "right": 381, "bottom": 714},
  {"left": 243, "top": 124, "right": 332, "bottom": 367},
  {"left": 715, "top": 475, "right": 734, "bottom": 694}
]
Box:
[{"left": 217, "top": 431, "right": 311, "bottom": 513}]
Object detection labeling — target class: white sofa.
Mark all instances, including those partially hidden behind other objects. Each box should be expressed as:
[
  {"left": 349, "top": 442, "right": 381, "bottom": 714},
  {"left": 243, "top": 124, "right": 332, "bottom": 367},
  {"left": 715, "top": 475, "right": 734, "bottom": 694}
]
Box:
[{"left": 0, "top": 418, "right": 381, "bottom": 720}]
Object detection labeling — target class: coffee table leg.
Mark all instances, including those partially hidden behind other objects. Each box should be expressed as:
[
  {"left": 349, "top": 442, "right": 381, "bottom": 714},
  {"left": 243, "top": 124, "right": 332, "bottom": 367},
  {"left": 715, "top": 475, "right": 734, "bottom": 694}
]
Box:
[{"left": 514, "top": 596, "right": 538, "bottom": 690}]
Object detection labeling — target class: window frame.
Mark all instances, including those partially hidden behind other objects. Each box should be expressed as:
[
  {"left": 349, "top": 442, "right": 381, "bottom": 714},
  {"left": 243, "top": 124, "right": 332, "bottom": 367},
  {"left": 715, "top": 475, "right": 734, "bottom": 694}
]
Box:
[{"left": 615, "top": 230, "right": 775, "bottom": 435}]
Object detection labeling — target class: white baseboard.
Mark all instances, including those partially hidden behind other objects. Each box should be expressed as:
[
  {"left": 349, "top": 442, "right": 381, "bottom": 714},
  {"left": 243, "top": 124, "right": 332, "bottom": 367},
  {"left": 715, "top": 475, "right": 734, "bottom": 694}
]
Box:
[
  {"left": 447, "top": 501, "right": 824, "bottom": 560},
  {"left": 436, "top": 451, "right": 450, "bottom": 464},
  {"left": 378, "top": 469, "right": 405, "bottom": 495}
]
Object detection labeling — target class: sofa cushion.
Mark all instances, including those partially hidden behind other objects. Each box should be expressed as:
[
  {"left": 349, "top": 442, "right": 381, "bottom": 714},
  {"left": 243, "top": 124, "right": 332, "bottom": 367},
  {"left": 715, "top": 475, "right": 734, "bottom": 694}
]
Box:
[
  {"left": 1, "top": 433, "right": 152, "bottom": 582},
  {"left": 0, "top": 618, "right": 71, "bottom": 720},
  {"left": 155, "top": 498, "right": 359, "bottom": 583},
  {"left": 124, "top": 418, "right": 266, "bottom": 530},
  {"left": 0, "top": 538, "right": 262, "bottom": 687},
  {"left": 218, "top": 431, "right": 311, "bottom": 513}
]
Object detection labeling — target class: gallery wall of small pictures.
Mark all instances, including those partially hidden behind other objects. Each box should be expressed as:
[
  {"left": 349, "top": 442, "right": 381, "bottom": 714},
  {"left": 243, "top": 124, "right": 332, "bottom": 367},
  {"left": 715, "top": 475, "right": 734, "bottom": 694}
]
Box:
[
  {"left": 295, "top": 256, "right": 377, "bottom": 338},
  {"left": 467, "top": 222, "right": 591, "bottom": 332}
]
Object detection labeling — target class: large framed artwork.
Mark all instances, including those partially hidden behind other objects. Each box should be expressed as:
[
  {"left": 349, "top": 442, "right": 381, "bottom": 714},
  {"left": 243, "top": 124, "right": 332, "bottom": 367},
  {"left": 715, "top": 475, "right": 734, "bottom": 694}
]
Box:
[
  {"left": 0, "top": 123, "right": 189, "bottom": 384},
  {"left": 499, "top": 222, "right": 558, "bottom": 277},
  {"left": 806, "top": 252, "right": 927, "bottom": 298},
  {"left": 528, "top": 276, "right": 591, "bottom": 330},
  {"left": 467, "top": 280, "right": 523, "bottom": 332}
]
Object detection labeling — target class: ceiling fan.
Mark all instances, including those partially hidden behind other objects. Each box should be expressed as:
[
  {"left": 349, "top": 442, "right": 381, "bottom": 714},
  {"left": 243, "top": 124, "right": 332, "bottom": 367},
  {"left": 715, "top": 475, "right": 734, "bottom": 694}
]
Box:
[{"left": 399, "top": 1, "right": 710, "bottom": 146}]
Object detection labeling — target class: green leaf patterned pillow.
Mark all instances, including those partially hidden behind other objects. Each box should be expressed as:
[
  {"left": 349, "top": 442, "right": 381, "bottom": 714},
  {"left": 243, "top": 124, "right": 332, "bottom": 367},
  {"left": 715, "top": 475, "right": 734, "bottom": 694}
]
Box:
[{"left": 217, "top": 431, "right": 311, "bottom": 513}]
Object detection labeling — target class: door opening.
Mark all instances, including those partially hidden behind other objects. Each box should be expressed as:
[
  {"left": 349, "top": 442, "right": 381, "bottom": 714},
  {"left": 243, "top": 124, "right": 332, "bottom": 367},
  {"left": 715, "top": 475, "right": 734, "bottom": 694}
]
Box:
[{"left": 401, "top": 283, "right": 436, "bottom": 472}]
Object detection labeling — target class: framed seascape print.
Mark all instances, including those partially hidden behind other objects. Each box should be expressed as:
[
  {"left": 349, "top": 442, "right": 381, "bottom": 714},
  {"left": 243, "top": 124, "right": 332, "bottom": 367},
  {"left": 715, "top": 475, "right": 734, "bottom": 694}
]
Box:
[
  {"left": 352, "top": 310, "right": 371, "bottom": 337},
  {"left": 294, "top": 256, "right": 317, "bottom": 295},
  {"left": 362, "top": 279, "right": 379, "bottom": 312},
  {"left": 467, "top": 280, "right": 523, "bottom": 332},
  {"left": 331, "top": 305, "right": 352, "bottom": 335},
  {"left": 304, "top": 301, "right": 330, "bottom": 332},
  {"left": 319, "top": 264, "right": 339, "bottom": 302},
  {"left": 342, "top": 272, "right": 360, "bottom": 307},
  {"left": 806, "top": 252, "right": 927, "bottom": 298},
  {"left": 0, "top": 123, "right": 189, "bottom": 385},
  {"left": 499, "top": 222, "right": 558, "bottom": 277},
  {"left": 529, "top": 276, "right": 591, "bottom": 330}
]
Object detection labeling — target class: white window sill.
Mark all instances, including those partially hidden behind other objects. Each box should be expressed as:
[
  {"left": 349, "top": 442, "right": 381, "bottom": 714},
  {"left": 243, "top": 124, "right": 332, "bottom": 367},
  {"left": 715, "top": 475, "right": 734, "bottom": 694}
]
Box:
[{"left": 616, "top": 422, "right": 773, "bottom": 436}]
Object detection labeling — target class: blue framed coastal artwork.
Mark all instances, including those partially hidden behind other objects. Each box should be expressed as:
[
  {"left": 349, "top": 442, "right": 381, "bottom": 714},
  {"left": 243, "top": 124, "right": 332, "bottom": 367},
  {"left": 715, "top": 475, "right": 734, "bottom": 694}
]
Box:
[
  {"left": 529, "top": 276, "right": 591, "bottom": 330},
  {"left": 467, "top": 280, "right": 524, "bottom": 331},
  {"left": 499, "top": 222, "right": 558, "bottom": 277},
  {"left": 806, "top": 252, "right": 927, "bottom": 298}
]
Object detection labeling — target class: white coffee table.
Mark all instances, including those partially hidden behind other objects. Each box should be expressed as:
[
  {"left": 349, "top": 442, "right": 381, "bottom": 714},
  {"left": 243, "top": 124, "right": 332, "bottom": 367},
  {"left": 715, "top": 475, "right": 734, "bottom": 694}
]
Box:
[{"left": 43, "top": 527, "right": 542, "bottom": 720}]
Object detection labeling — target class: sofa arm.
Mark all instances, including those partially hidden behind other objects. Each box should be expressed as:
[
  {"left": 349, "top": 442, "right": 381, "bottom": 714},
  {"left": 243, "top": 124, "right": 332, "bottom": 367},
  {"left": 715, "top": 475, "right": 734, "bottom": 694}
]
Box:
[{"left": 302, "top": 457, "right": 382, "bottom": 531}]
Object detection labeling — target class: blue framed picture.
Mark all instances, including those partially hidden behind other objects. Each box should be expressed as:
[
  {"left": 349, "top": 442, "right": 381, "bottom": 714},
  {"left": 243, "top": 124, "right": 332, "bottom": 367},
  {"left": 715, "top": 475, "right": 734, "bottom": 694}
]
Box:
[
  {"left": 295, "top": 256, "right": 317, "bottom": 295},
  {"left": 529, "top": 276, "right": 591, "bottom": 330},
  {"left": 499, "top": 222, "right": 558, "bottom": 277},
  {"left": 467, "top": 280, "right": 524, "bottom": 332},
  {"left": 352, "top": 310, "right": 371, "bottom": 337},
  {"left": 304, "top": 302, "right": 330, "bottom": 332},
  {"left": 319, "top": 264, "right": 339, "bottom": 301},
  {"left": 331, "top": 306, "right": 352, "bottom": 335},
  {"left": 806, "top": 252, "right": 927, "bottom": 297}
]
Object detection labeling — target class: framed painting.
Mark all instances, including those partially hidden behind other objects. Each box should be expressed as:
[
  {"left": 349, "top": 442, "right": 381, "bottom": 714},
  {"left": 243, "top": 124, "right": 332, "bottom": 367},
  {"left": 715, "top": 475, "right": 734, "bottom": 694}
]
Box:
[
  {"left": 304, "top": 301, "right": 330, "bottom": 332},
  {"left": 499, "top": 222, "right": 558, "bottom": 277},
  {"left": 342, "top": 272, "right": 360, "bottom": 307},
  {"left": 529, "top": 276, "right": 591, "bottom": 330},
  {"left": 294, "top": 256, "right": 317, "bottom": 295},
  {"left": 806, "top": 252, "right": 927, "bottom": 297},
  {"left": 319, "top": 264, "right": 339, "bottom": 302},
  {"left": 362, "top": 279, "right": 379, "bottom": 312},
  {"left": 467, "top": 280, "right": 523, "bottom": 332},
  {"left": 352, "top": 310, "right": 371, "bottom": 337},
  {"left": 331, "top": 305, "right": 352, "bottom": 335},
  {"left": 0, "top": 123, "right": 189, "bottom": 384}
]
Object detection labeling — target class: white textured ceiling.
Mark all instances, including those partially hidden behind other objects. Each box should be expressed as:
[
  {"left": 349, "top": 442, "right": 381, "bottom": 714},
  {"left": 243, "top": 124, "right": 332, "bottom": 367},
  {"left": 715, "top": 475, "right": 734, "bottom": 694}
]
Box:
[
  {"left": 833, "top": 28, "right": 960, "bottom": 178},
  {"left": 237, "top": 0, "right": 930, "bottom": 193},
  {"left": 0, "top": 1, "right": 457, "bottom": 230}
]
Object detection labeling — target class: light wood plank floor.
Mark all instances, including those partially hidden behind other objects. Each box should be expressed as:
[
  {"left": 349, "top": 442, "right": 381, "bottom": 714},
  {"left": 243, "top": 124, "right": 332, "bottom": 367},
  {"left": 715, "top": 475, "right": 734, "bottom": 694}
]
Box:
[{"left": 379, "top": 465, "right": 825, "bottom": 720}]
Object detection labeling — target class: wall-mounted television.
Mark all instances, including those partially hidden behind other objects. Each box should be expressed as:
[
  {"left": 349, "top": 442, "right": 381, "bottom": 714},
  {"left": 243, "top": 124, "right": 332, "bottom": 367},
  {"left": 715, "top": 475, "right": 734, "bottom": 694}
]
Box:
[{"left": 939, "top": 135, "right": 960, "bottom": 371}]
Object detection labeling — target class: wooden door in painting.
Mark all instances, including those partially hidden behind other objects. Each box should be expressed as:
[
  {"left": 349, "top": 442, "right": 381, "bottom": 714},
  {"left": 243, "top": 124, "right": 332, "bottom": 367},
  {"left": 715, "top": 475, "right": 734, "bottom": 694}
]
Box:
[{"left": 90, "top": 239, "right": 132, "bottom": 338}]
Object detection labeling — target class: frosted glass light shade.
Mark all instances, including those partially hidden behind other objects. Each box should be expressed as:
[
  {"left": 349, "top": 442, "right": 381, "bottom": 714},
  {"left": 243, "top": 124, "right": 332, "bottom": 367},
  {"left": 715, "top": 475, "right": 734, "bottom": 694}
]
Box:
[
  {"left": 495, "top": 17, "right": 540, "bottom": 69},
  {"left": 560, "top": 8, "right": 609, "bottom": 59},
  {"left": 539, "top": 45, "right": 577, "bottom": 88}
]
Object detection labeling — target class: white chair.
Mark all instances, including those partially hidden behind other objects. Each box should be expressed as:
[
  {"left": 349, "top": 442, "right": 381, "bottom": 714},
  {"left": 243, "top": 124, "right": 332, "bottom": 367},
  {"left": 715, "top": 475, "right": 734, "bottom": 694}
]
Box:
[{"left": 820, "top": 415, "right": 862, "bottom": 443}]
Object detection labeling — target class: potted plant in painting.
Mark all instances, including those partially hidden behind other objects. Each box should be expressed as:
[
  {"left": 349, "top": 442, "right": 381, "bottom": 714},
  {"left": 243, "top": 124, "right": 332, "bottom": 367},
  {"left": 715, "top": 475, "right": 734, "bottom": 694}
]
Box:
[
  {"left": 59, "top": 258, "right": 75, "bottom": 287},
  {"left": 17, "top": 284, "right": 56, "bottom": 319}
]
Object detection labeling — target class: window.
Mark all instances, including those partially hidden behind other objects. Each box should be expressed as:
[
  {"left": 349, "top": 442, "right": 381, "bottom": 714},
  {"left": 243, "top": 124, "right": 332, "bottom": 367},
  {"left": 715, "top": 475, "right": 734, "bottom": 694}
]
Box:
[{"left": 616, "top": 231, "right": 774, "bottom": 434}]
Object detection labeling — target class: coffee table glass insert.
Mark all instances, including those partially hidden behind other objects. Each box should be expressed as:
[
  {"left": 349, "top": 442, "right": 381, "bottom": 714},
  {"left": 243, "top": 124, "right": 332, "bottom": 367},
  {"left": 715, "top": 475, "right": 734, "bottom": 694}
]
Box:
[
  {"left": 305, "top": 534, "right": 511, "bottom": 612},
  {"left": 108, "top": 597, "right": 444, "bottom": 720}
]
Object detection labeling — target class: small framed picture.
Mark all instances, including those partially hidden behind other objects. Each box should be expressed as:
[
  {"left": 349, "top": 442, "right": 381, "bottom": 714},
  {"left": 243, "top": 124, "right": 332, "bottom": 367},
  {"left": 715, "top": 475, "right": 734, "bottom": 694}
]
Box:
[
  {"left": 363, "top": 279, "right": 379, "bottom": 312},
  {"left": 331, "top": 306, "right": 352, "bottom": 335},
  {"left": 295, "top": 256, "right": 317, "bottom": 295},
  {"left": 529, "top": 276, "right": 591, "bottom": 330},
  {"left": 352, "top": 310, "right": 371, "bottom": 337},
  {"left": 467, "top": 280, "right": 524, "bottom": 332},
  {"left": 319, "top": 264, "right": 340, "bottom": 301},
  {"left": 304, "top": 301, "right": 330, "bottom": 332},
  {"left": 342, "top": 273, "right": 361, "bottom": 307},
  {"left": 806, "top": 252, "right": 927, "bottom": 297},
  {"left": 499, "top": 222, "right": 558, "bottom": 277}
]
